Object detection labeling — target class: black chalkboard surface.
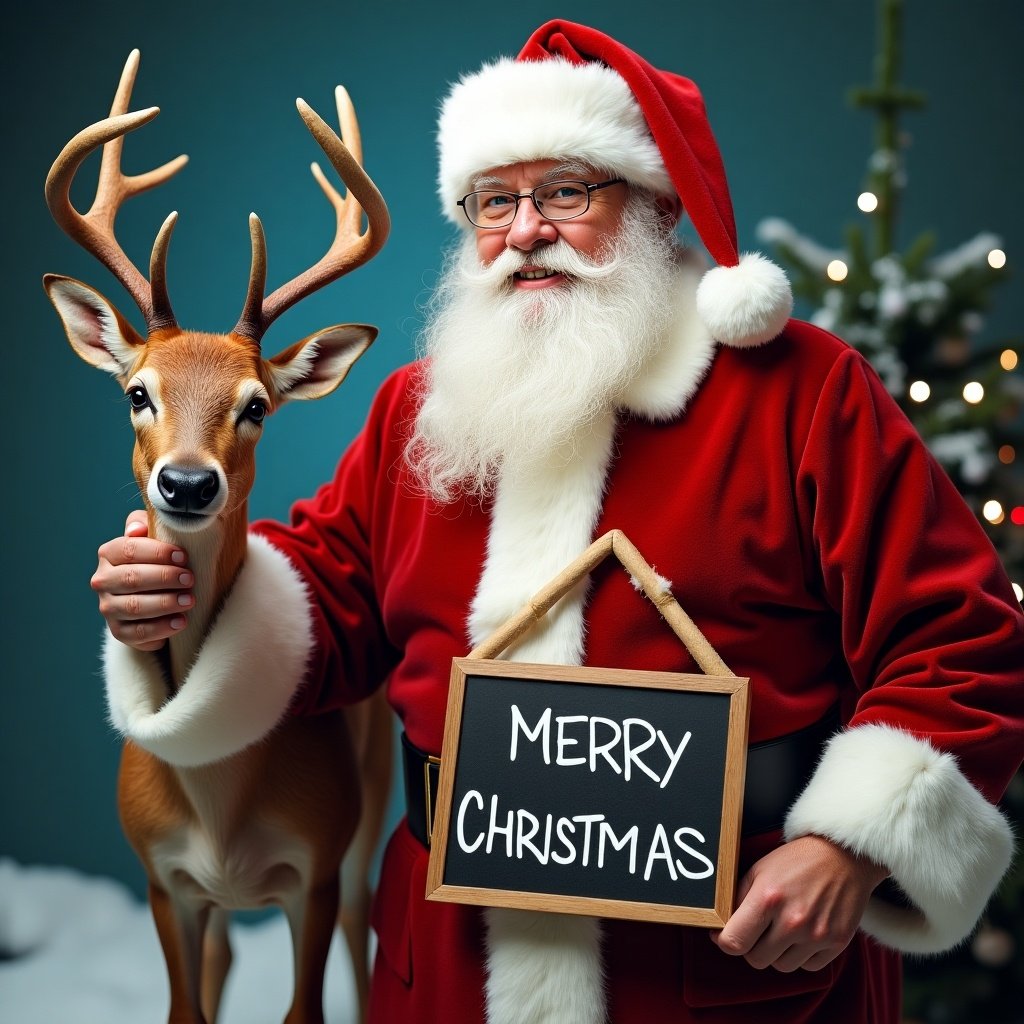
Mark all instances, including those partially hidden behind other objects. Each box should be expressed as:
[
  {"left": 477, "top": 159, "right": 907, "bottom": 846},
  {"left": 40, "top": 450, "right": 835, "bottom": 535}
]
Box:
[{"left": 426, "top": 658, "right": 749, "bottom": 927}]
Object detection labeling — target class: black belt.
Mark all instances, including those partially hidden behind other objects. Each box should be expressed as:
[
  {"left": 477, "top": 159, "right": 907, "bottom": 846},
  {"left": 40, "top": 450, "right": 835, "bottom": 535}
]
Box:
[{"left": 402, "top": 705, "right": 840, "bottom": 848}]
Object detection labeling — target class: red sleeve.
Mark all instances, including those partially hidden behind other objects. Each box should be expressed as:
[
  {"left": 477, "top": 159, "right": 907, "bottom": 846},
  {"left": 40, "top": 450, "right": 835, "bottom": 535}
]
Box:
[
  {"left": 795, "top": 346, "right": 1024, "bottom": 801},
  {"left": 251, "top": 367, "right": 413, "bottom": 713}
]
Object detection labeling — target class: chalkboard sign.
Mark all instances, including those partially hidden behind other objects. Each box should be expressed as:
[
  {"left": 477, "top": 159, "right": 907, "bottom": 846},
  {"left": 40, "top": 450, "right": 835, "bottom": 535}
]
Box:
[{"left": 426, "top": 658, "right": 749, "bottom": 927}]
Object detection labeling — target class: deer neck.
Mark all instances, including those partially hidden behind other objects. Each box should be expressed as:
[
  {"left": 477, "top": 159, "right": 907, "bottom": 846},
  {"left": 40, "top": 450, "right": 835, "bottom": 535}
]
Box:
[{"left": 149, "top": 504, "right": 249, "bottom": 692}]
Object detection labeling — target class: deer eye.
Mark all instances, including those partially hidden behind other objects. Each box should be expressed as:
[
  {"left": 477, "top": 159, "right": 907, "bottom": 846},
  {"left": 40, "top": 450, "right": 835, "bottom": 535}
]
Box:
[
  {"left": 240, "top": 398, "right": 267, "bottom": 425},
  {"left": 127, "top": 385, "right": 152, "bottom": 413}
]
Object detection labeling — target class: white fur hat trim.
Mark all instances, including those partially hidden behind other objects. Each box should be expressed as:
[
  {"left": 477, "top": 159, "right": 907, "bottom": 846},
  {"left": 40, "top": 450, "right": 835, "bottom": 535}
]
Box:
[{"left": 438, "top": 57, "right": 672, "bottom": 222}]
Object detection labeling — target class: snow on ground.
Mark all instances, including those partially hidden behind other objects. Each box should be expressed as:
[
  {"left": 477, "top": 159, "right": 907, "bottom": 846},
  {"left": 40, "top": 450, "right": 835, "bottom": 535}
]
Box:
[{"left": 0, "top": 859, "right": 359, "bottom": 1023}]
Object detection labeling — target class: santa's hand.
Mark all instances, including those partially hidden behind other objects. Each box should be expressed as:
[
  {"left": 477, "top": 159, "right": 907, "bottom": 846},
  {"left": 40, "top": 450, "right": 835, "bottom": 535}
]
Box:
[
  {"left": 709, "top": 835, "right": 887, "bottom": 973},
  {"left": 92, "top": 511, "right": 193, "bottom": 652}
]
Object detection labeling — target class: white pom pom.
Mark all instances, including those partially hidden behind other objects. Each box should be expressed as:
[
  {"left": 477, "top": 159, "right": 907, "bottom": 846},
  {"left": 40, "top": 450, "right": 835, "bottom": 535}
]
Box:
[{"left": 695, "top": 252, "right": 793, "bottom": 348}]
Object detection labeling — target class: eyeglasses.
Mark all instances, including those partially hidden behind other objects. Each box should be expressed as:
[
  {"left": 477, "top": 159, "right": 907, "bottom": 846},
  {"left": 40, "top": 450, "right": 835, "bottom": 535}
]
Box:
[{"left": 457, "top": 178, "right": 625, "bottom": 229}]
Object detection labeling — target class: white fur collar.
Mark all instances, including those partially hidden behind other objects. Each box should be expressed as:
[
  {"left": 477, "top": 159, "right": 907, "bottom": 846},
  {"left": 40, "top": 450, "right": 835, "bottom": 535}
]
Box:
[{"left": 618, "top": 254, "right": 717, "bottom": 421}]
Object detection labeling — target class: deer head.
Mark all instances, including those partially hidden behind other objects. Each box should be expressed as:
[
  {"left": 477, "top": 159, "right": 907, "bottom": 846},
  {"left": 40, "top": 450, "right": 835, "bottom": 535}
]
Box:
[{"left": 43, "top": 51, "right": 390, "bottom": 539}]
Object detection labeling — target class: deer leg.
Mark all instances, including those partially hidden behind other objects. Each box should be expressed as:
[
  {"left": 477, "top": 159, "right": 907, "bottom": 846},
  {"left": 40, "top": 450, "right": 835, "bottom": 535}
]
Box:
[
  {"left": 148, "top": 883, "right": 209, "bottom": 1024},
  {"left": 339, "top": 856, "right": 371, "bottom": 1024},
  {"left": 282, "top": 874, "right": 341, "bottom": 1024},
  {"left": 199, "top": 907, "right": 233, "bottom": 1024},
  {"left": 340, "top": 694, "right": 393, "bottom": 1023}
]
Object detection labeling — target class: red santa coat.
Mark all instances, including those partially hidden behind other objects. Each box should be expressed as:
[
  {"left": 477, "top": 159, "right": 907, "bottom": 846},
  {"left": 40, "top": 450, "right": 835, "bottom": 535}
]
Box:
[
  {"left": 248, "top": 293, "right": 1024, "bottom": 1019},
  {"left": 106, "top": 270, "right": 1023, "bottom": 1021}
]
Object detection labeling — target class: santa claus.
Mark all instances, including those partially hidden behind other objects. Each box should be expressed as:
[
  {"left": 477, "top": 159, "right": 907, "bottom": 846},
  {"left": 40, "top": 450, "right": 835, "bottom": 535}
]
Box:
[{"left": 95, "top": 20, "right": 1024, "bottom": 1024}]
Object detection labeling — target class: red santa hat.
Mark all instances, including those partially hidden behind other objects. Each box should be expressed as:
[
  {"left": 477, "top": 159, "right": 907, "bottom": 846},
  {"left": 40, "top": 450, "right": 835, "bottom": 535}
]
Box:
[{"left": 437, "top": 19, "right": 793, "bottom": 348}]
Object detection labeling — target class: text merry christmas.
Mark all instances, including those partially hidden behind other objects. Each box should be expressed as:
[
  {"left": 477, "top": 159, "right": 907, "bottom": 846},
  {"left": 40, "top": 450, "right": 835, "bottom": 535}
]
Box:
[{"left": 452, "top": 704, "right": 714, "bottom": 883}]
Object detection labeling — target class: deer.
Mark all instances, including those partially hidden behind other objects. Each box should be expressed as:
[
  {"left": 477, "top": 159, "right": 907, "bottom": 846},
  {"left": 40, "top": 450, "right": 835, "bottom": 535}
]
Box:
[{"left": 43, "top": 51, "right": 392, "bottom": 1024}]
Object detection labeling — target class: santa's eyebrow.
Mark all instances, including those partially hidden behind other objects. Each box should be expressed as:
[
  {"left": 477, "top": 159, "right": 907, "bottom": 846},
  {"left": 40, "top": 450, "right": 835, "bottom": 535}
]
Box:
[
  {"left": 543, "top": 161, "right": 591, "bottom": 180},
  {"left": 472, "top": 174, "right": 510, "bottom": 189},
  {"left": 471, "top": 162, "right": 594, "bottom": 190}
]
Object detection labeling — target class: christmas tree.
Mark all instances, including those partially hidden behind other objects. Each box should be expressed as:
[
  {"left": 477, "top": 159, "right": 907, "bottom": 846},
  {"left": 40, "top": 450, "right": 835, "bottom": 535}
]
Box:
[{"left": 756, "top": 1, "right": 1023, "bottom": 1020}]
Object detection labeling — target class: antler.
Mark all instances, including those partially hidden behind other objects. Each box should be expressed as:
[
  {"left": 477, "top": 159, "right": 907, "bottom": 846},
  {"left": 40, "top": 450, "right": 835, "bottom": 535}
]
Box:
[
  {"left": 44, "top": 50, "right": 188, "bottom": 332},
  {"left": 233, "top": 86, "right": 390, "bottom": 342}
]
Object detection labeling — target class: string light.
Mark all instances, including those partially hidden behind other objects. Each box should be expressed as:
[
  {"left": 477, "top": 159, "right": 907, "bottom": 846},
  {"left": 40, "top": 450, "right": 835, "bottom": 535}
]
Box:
[
  {"left": 857, "top": 192, "right": 879, "bottom": 213},
  {"left": 988, "top": 249, "right": 1007, "bottom": 269},
  {"left": 826, "top": 260, "right": 849, "bottom": 282},
  {"left": 998, "top": 445, "right": 1016, "bottom": 464},
  {"left": 1014, "top": 583, "right": 1023, "bottom": 603},
  {"left": 1012, "top": 507, "right": 1024, "bottom": 526},
  {"left": 963, "top": 381, "right": 984, "bottom": 404},
  {"left": 983, "top": 500, "right": 1005, "bottom": 524},
  {"left": 1000, "top": 349, "right": 1018, "bottom": 371},
  {"left": 908, "top": 380, "right": 930, "bottom": 402}
]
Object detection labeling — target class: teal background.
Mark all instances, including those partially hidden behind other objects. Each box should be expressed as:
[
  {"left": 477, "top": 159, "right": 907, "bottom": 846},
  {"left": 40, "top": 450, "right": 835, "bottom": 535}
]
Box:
[{"left": 3, "top": 0, "right": 1022, "bottom": 897}]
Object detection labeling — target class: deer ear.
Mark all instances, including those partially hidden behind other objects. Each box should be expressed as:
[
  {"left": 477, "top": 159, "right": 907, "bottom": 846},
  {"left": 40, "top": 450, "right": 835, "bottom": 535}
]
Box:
[
  {"left": 267, "top": 323, "right": 376, "bottom": 403},
  {"left": 43, "top": 274, "right": 145, "bottom": 379}
]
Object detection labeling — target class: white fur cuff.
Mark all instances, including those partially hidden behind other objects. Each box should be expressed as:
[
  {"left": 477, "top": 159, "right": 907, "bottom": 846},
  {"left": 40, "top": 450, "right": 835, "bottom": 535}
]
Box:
[
  {"left": 103, "top": 534, "right": 314, "bottom": 767},
  {"left": 784, "top": 724, "right": 1014, "bottom": 953}
]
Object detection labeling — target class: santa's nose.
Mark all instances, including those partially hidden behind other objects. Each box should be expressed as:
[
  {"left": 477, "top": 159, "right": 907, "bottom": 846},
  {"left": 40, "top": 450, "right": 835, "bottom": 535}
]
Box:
[{"left": 504, "top": 197, "right": 559, "bottom": 252}]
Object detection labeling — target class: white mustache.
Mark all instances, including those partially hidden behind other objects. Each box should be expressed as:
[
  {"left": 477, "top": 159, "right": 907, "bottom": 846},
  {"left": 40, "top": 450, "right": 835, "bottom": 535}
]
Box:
[{"left": 457, "top": 238, "right": 623, "bottom": 291}]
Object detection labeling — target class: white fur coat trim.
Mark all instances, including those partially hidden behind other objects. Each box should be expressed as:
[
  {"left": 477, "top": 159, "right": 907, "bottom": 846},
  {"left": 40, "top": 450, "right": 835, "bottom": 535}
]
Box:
[
  {"left": 473, "top": 411, "right": 617, "bottom": 1024},
  {"left": 473, "top": 271, "right": 717, "bottom": 1024},
  {"left": 469, "top": 412, "right": 616, "bottom": 664},
  {"left": 103, "top": 534, "right": 313, "bottom": 767},
  {"left": 485, "top": 910, "right": 606, "bottom": 1024},
  {"left": 784, "top": 724, "right": 1014, "bottom": 954}
]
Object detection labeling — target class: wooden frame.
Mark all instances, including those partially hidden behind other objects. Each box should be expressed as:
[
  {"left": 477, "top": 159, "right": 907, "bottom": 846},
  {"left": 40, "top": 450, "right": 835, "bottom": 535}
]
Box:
[{"left": 426, "top": 658, "right": 748, "bottom": 926}]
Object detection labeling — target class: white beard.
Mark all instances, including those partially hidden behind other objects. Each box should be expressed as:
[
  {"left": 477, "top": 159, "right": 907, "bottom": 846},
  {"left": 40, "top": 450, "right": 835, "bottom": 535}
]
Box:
[{"left": 406, "top": 197, "right": 684, "bottom": 502}]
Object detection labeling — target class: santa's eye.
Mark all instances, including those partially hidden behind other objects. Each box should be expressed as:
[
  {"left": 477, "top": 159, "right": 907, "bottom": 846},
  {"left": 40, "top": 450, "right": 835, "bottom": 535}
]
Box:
[
  {"left": 482, "top": 192, "right": 515, "bottom": 210},
  {"left": 536, "top": 181, "right": 589, "bottom": 211}
]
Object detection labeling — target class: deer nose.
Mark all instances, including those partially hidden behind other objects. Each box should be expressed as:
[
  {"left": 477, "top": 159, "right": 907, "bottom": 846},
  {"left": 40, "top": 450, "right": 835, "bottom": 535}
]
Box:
[{"left": 157, "top": 466, "right": 220, "bottom": 512}]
